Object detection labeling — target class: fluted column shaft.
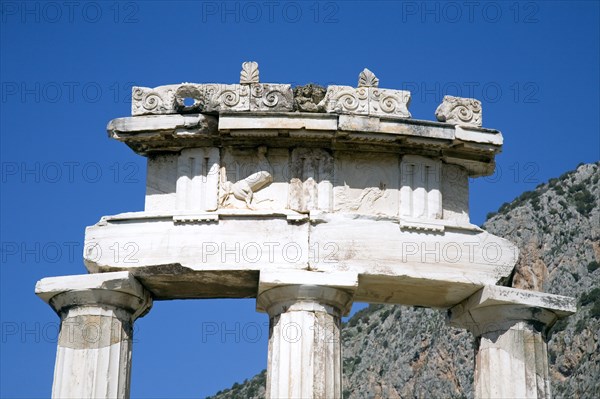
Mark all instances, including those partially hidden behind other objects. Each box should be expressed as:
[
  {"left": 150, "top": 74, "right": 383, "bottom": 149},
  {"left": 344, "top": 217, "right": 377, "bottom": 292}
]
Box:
[
  {"left": 36, "top": 272, "right": 152, "bottom": 399},
  {"left": 448, "top": 285, "right": 576, "bottom": 399},
  {"left": 471, "top": 307, "right": 554, "bottom": 398},
  {"left": 257, "top": 285, "right": 353, "bottom": 399}
]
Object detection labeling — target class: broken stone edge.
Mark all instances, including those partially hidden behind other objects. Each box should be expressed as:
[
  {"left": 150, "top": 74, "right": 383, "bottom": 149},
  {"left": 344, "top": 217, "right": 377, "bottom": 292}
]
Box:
[
  {"left": 130, "top": 63, "right": 484, "bottom": 128},
  {"left": 448, "top": 284, "right": 577, "bottom": 327},
  {"left": 35, "top": 272, "right": 153, "bottom": 319}
]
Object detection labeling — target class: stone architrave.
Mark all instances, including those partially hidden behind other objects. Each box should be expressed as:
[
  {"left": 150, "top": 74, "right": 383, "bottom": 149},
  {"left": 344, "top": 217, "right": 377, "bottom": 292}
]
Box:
[
  {"left": 448, "top": 285, "right": 576, "bottom": 399},
  {"left": 36, "top": 272, "right": 152, "bottom": 399}
]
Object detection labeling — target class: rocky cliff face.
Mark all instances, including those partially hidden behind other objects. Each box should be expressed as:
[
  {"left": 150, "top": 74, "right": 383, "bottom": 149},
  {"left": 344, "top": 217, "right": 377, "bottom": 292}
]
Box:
[{"left": 208, "top": 162, "right": 600, "bottom": 399}]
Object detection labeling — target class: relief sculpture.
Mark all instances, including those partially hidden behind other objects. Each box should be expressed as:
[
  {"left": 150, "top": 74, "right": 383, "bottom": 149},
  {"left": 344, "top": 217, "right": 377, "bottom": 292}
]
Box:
[
  {"left": 219, "top": 146, "right": 273, "bottom": 210},
  {"left": 288, "top": 148, "right": 333, "bottom": 213}
]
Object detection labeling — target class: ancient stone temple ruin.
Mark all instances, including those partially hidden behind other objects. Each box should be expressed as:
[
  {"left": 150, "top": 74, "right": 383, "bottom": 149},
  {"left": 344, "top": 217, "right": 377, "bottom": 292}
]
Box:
[{"left": 36, "top": 63, "right": 576, "bottom": 399}]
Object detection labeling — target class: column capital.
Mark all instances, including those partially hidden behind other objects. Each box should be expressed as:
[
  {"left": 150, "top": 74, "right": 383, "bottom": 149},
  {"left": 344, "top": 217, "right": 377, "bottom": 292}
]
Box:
[
  {"left": 448, "top": 285, "right": 575, "bottom": 336},
  {"left": 258, "top": 285, "right": 354, "bottom": 318},
  {"left": 449, "top": 285, "right": 575, "bottom": 399},
  {"left": 256, "top": 270, "right": 358, "bottom": 317},
  {"left": 36, "top": 271, "right": 152, "bottom": 320},
  {"left": 257, "top": 270, "right": 357, "bottom": 399}
]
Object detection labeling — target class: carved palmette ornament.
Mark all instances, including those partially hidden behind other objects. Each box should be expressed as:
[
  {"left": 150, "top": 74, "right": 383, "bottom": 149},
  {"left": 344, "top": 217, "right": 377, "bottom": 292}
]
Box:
[
  {"left": 435, "top": 95, "right": 482, "bottom": 127},
  {"left": 130, "top": 64, "right": 417, "bottom": 118},
  {"left": 240, "top": 61, "right": 259, "bottom": 84},
  {"left": 131, "top": 64, "right": 416, "bottom": 118},
  {"left": 358, "top": 68, "right": 379, "bottom": 88},
  {"left": 319, "top": 68, "right": 411, "bottom": 119}
]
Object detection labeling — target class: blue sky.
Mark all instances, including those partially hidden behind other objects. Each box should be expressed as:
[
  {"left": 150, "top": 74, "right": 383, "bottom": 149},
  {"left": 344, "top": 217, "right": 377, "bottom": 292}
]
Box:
[{"left": 1, "top": 1, "right": 599, "bottom": 398}]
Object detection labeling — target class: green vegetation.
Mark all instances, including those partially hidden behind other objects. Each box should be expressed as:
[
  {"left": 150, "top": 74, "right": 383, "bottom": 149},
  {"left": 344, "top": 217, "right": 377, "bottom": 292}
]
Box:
[
  {"left": 559, "top": 169, "right": 576, "bottom": 181},
  {"left": 571, "top": 187, "right": 595, "bottom": 216},
  {"left": 206, "top": 370, "right": 266, "bottom": 399},
  {"left": 379, "top": 309, "right": 391, "bottom": 323},
  {"left": 579, "top": 287, "right": 600, "bottom": 306},
  {"left": 579, "top": 287, "right": 600, "bottom": 319},
  {"left": 366, "top": 322, "right": 378, "bottom": 335},
  {"left": 588, "top": 261, "right": 600, "bottom": 273},
  {"left": 394, "top": 308, "right": 402, "bottom": 320},
  {"left": 488, "top": 189, "right": 543, "bottom": 220},
  {"left": 486, "top": 211, "right": 497, "bottom": 220},
  {"left": 531, "top": 196, "right": 541, "bottom": 211},
  {"left": 548, "top": 318, "right": 568, "bottom": 337},
  {"left": 574, "top": 318, "right": 587, "bottom": 334},
  {"left": 484, "top": 163, "right": 598, "bottom": 221},
  {"left": 347, "top": 304, "right": 384, "bottom": 328},
  {"left": 548, "top": 347, "right": 557, "bottom": 363}
]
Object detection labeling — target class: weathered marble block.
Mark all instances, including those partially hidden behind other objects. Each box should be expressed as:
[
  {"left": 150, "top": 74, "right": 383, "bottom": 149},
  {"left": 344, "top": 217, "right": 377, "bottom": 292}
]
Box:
[
  {"left": 36, "top": 272, "right": 152, "bottom": 399},
  {"left": 448, "top": 285, "right": 576, "bottom": 399},
  {"left": 131, "top": 63, "right": 293, "bottom": 116},
  {"left": 320, "top": 85, "right": 369, "bottom": 115},
  {"left": 369, "top": 87, "right": 411, "bottom": 118},
  {"left": 141, "top": 144, "right": 472, "bottom": 230},
  {"left": 321, "top": 85, "right": 411, "bottom": 119},
  {"left": 320, "top": 69, "right": 411, "bottom": 118},
  {"left": 131, "top": 85, "right": 179, "bottom": 116},
  {"left": 131, "top": 82, "right": 294, "bottom": 115},
  {"left": 249, "top": 83, "right": 293, "bottom": 112},
  {"left": 203, "top": 84, "right": 251, "bottom": 112},
  {"left": 435, "top": 95, "right": 482, "bottom": 127}
]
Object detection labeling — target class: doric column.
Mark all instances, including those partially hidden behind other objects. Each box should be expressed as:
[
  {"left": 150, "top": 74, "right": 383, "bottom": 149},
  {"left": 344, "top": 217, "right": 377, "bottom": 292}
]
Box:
[
  {"left": 36, "top": 272, "right": 152, "bottom": 399},
  {"left": 257, "top": 271, "right": 357, "bottom": 399},
  {"left": 448, "top": 285, "right": 575, "bottom": 399}
]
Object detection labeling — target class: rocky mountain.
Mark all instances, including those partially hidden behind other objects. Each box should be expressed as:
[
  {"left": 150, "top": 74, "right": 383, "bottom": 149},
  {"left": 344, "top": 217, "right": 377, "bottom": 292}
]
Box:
[{"left": 208, "top": 162, "right": 600, "bottom": 399}]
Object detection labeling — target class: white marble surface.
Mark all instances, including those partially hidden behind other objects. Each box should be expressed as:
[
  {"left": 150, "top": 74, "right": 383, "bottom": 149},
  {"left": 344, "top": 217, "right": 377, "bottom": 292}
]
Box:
[
  {"left": 36, "top": 272, "right": 152, "bottom": 399},
  {"left": 258, "top": 285, "right": 354, "bottom": 398},
  {"left": 448, "top": 285, "right": 575, "bottom": 399}
]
